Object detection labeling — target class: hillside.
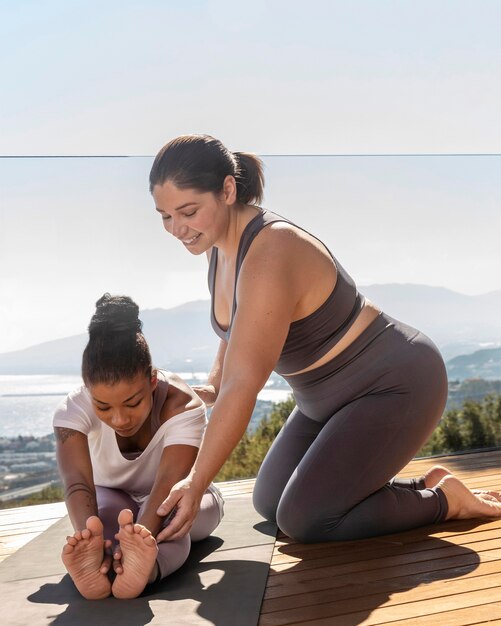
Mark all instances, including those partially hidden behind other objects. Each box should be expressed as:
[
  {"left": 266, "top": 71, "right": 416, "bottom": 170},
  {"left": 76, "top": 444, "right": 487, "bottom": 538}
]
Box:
[
  {"left": 361, "top": 284, "right": 501, "bottom": 359},
  {"left": 0, "top": 301, "right": 218, "bottom": 374},
  {"left": 1, "top": 285, "right": 500, "bottom": 376},
  {"left": 447, "top": 347, "right": 501, "bottom": 381}
]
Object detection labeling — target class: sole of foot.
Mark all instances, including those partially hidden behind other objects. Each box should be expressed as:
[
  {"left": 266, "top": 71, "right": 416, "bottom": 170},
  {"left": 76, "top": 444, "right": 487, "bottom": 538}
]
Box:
[
  {"left": 437, "top": 474, "right": 501, "bottom": 520},
  {"left": 62, "top": 516, "right": 111, "bottom": 600},
  {"left": 112, "top": 509, "right": 159, "bottom": 599}
]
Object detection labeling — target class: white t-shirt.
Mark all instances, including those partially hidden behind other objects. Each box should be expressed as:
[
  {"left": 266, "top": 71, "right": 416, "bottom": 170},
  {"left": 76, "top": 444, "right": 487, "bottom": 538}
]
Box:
[{"left": 53, "top": 370, "right": 206, "bottom": 502}]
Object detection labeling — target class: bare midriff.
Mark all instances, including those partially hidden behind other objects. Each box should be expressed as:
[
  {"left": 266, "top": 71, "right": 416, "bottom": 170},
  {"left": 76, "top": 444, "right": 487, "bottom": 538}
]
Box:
[{"left": 284, "top": 299, "right": 382, "bottom": 377}]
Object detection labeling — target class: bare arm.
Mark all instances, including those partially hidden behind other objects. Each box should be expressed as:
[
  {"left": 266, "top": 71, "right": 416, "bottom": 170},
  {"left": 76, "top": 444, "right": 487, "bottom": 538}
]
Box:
[
  {"left": 192, "top": 339, "right": 227, "bottom": 406},
  {"left": 54, "top": 426, "right": 97, "bottom": 531},
  {"left": 157, "top": 229, "right": 299, "bottom": 539},
  {"left": 137, "top": 444, "right": 198, "bottom": 538}
]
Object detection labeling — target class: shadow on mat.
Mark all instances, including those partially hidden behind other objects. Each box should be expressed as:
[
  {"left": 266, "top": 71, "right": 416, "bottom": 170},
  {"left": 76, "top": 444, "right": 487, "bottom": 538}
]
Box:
[{"left": 28, "top": 535, "right": 271, "bottom": 626}]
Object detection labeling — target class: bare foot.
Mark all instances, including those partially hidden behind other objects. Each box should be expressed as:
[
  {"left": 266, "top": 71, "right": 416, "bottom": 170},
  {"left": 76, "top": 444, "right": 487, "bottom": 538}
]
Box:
[
  {"left": 112, "top": 509, "right": 159, "bottom": 599},
  {"left": 422, "top": 465, "right": 452, "bottom": 488},
  {"left": 62, "top": 516, "right": 111, "bottom": 600},
  {"left": 437, "top": 475, "right": 501, "bottom": 520}
]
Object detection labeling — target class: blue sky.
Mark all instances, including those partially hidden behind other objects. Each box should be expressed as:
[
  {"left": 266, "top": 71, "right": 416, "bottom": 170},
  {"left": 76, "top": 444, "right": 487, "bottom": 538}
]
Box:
[
  {"left": 1, "top": 0, "right": 500, "bottom": 154},
  {"left": 0, "top": 1, "right": 500, "bottom": 352}
]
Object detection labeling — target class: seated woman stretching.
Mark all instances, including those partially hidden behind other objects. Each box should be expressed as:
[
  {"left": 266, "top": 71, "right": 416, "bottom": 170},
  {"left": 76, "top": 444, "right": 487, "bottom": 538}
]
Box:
[
  {"left": 53, "top": 293, "right": 224, "bottom": 599},
  {"left": 149, "top": 134, "right": 501, "bottom": 545}
]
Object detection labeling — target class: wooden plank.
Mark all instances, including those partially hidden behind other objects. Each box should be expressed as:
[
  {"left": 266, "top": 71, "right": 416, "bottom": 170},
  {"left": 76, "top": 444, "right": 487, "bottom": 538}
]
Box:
[
  {"left": 271, "top": 524, "right": 501, "bottom": 562},
  {"left": 397, "top": 457, "right": 501, "bottom": 475},
  {"left": 261, "top": 564, "right": 501, "bottom": 616},
  {"left": 382, "top": 610, "right": 501, "bottom": 626},
  {"left": 268, "top": 537, "right": 501, "bottom": 576},
  {"left": 266, "top": 551, "right": 501, "bottom": 600},
  {"left": 259, "top": 588, "right": 501, "bottom": 626},
  {"left": 283, "top": 602, "right": 501, "bottom": 626},
  {"left": 263, "top": 553, "right": 501, "bottom": 602},
  {"left": 261, "top": 449, "right": 501, "bottom": 626}
]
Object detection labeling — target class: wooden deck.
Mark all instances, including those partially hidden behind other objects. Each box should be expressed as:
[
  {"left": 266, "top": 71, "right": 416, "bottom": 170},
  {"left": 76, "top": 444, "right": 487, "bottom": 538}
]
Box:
[
  {"left": 1, "top": 450, "right": 500, "bottom": 624},
  {"left": 260, "top": 449, "right": 501, "bottom": 626},
  {"left": 0, "top": 500, "right": 67, "bottom": 564}
]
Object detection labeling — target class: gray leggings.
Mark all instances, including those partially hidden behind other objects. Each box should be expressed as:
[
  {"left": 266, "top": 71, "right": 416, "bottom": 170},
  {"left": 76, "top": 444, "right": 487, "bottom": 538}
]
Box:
[
  {"left": 96, "top": 484, "right": 224, "bottom": 579},
  {"left": 253, "top": 313, "right": 449, "bottom": 542}
]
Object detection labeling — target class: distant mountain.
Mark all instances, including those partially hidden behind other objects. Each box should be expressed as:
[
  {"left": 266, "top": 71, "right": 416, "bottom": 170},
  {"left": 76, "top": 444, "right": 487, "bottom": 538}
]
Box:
[
  {"left": 361, "top": 284, "right": 501, "bottom": 360},
  {"left": 446, "top": 347, "right": 501, "bottom": 381},
  {"left": 0, "top": 300, "right": 219, "bottom": 375},
  {"left": 1, "top": 285, "right": 501, "bottom": 376}
]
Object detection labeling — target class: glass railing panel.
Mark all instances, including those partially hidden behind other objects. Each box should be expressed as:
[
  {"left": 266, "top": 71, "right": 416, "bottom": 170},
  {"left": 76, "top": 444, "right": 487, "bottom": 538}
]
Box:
[{"left": 1, "top": 155, "right": 500, "bottom": 489}]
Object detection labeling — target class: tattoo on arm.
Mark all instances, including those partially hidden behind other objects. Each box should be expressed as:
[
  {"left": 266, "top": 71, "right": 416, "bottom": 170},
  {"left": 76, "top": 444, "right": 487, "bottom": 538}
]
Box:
[
  {"left": 65, "top": 482, "right": 98, "bottom": 515},
  {"left": 54, "top": 427, "right": 79, "bottom": 444},
  {"left": 65, "top": 482, "right": 95, "bottom": 499}
]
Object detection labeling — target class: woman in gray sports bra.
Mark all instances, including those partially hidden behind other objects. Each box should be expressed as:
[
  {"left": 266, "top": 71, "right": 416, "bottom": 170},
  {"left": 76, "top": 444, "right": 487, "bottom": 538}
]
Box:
[{"left": 150, "top": 134, "right": 501, "bottom": 544}]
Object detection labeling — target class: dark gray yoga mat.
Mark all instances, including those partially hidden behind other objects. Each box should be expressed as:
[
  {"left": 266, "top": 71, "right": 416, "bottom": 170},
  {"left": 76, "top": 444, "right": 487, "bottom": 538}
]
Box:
[{"left": 0, "top": 495, "right": 276, "bottom": 626}]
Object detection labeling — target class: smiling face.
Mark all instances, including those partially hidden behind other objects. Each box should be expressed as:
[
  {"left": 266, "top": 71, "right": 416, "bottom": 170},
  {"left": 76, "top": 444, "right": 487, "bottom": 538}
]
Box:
[
  {"left": 88, "top": 371, "right": 158, "bottom": 438},
  {"left": 152, "top": 177, "right": 237, "bottom": 255}
]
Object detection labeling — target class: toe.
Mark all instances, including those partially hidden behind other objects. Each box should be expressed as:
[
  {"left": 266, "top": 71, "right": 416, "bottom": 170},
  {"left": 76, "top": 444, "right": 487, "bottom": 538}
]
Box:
[
  {"left": 86, "top": 516, "right": 104, "bottom": 536},
  {"left": 118, "top": 508, "right": 134, "bottom": 528},
  {"left": 81, "top": 528, "right": 91, "bottom": 540}
]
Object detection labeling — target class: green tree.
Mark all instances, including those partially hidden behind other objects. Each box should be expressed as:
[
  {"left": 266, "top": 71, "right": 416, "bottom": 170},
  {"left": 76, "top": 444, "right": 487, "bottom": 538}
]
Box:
[
  {"left": 215, "top": 396, "right": 295, "bottom": 481},
  {"left": 441, "top": 410, "right": 464, "bottom": 452},
  {"left": 461, "top": 400, "right": 496, "bottom": 449},
  {"left": 418, "top": 393, "right": 501, "bottom": 457}
]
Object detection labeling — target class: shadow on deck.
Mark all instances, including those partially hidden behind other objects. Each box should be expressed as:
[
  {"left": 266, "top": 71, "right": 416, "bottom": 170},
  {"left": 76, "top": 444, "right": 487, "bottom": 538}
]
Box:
[
  {"left": 260, "top": 449, "right": 501, "bottom": 626},
  {"left": 0, "top": 450, "right": 500, "bottom": 625}
]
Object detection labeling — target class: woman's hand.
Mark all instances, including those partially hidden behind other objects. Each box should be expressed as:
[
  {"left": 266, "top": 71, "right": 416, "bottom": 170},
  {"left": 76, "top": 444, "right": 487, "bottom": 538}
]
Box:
[
  {"left": 192, "top": 384, "right": 218, "bottom": 407},
  {"left": 98, "top": 539, "right": 125, "bottom": 576},
  {"left": 155, "top": 477, "right": 204, "bottom": 542}
]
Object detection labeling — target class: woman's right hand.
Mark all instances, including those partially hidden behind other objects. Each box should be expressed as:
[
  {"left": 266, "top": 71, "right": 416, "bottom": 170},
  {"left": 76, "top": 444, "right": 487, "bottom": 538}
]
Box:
[
  {"left": 192, "top": 384, "right": 218, "bottom": 407},
  {"left": 156, "top": 477, "right": 204, "bottom": 542}
]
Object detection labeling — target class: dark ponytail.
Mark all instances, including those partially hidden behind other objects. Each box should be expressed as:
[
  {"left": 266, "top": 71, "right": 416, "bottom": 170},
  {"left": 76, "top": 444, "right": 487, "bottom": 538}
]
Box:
[
  {"left": 149, "top": 134, "right": 265, "bottom": 205},
  {"left": 233, "top": 151, "right": 265, "bottom": 205},
  {"left": 81, "top": 294, "right": 152, "bottom": 386}
]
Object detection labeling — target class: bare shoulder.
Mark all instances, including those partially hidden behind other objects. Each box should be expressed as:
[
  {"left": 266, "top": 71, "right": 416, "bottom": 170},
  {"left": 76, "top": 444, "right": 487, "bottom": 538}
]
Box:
[
  {"left": 250, "top": 220, "right": 331, "bottom": 263},
  {"left": 238, "top": 217, "right": 336, "bottom": 322},
  {"left": 242, "top": 219, "right": 333, "bottom": 283},
  {"left": 161, "top": 372, "right": 204, "bottom": 421}
]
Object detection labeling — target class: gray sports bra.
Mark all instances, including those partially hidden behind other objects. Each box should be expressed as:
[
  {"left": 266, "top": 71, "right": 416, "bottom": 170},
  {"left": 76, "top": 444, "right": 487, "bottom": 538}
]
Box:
[{"left": 208, "top": 209, "right": 364, "bottom": 375}]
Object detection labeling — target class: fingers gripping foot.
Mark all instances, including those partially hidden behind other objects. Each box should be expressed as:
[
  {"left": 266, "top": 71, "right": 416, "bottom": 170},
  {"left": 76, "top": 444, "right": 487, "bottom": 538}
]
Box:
[
  {"left": 112, "top": 509, "right": 159, "bottom": 599},
  {"left": 61, "top": 516, "right": 111, "bottom": 600}
]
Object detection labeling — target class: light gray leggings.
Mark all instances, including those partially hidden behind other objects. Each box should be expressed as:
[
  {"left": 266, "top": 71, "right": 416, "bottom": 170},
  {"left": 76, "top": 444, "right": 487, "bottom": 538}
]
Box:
[
  {"left": 253, "top": 313, "right": 449, "bottom": 543},
  {"left": 96, "top": 484, "right": 224, "bottom": 579}
]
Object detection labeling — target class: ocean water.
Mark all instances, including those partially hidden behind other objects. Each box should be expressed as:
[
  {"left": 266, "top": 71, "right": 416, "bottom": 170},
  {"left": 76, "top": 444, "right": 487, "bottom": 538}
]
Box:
[
  {"left": 0, "top": 374, "right": 83, "bottom": 438},
  {"left": 0, "top": 374, "right": 291, "bottom": 438}
]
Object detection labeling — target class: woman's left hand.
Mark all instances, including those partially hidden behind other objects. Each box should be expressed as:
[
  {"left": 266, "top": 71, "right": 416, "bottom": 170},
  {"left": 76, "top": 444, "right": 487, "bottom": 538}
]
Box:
[{"left": 155, "top": 477, "right": 203, "bottom": 542}]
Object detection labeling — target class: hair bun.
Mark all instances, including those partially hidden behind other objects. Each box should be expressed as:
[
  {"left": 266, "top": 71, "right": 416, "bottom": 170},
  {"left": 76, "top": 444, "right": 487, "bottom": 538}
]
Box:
[{"left": 88, "top": 293, "right": 142, "bottom": 336}]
